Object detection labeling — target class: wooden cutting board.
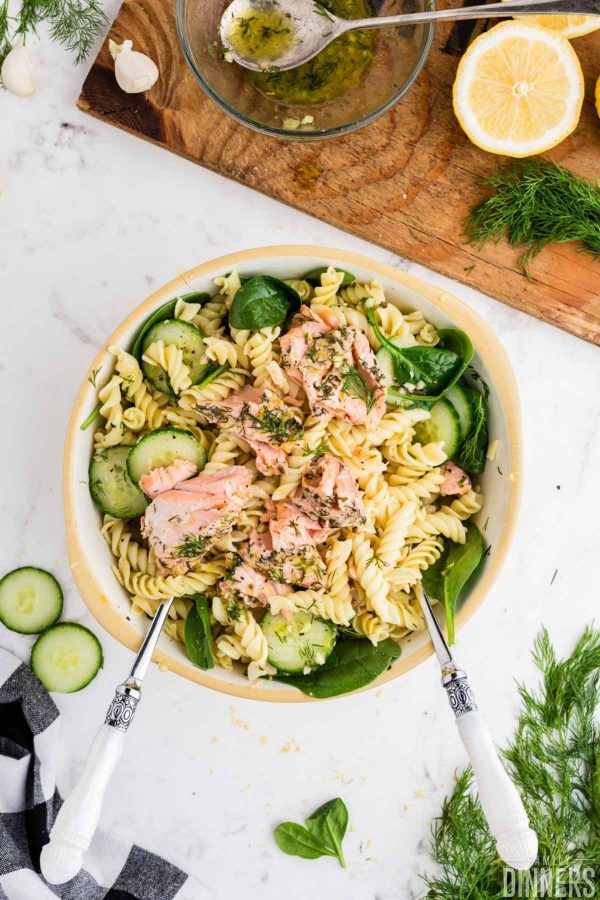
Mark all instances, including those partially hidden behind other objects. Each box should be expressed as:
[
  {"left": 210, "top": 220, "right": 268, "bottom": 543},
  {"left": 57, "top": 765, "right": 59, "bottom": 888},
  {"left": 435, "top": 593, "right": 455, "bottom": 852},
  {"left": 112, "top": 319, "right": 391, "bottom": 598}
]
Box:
[{"left": 78, "top": 2, "right": 600, "bottom": 345}]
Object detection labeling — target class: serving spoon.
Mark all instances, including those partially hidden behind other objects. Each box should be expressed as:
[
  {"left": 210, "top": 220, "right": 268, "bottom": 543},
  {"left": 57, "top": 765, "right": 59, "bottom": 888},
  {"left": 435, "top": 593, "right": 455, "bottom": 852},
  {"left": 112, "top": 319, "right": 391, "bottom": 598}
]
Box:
[
  {"left": 40, "top": 598, "right": 174, "bottom": 885},
  {"left": 415, "top": 584, "right": 538, "bottom": 871},
  {"left": 220, "top": 0, "right": 600, "bottom": 71}
]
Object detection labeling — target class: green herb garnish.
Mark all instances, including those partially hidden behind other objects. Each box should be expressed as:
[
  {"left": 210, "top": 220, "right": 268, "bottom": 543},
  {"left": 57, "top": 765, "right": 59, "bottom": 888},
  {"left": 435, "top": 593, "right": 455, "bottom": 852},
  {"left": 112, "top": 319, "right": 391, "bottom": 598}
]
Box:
[
  {"left": 274, "top": 797, "right": 348, "bottom": 867},
  {"left": 422, "top": 626, "right": 600, "bottom": 896},
  {"left": 174, "top": 534, "right": 210, "bottom": 559},
  {"left": 1, "top": 0, "right": 107, "bottom": 67},
  {"left": 465, "top": 159, "right": 600, "bottom": 275},
  {"left": 80, "top": 401, "right": 101, "bottom": 431},
  {"left": 342, "top": 367, "right": 376, "bottom": 413},
  {"left": 454, "top": 389, "right": 488, "bottom": 475}
]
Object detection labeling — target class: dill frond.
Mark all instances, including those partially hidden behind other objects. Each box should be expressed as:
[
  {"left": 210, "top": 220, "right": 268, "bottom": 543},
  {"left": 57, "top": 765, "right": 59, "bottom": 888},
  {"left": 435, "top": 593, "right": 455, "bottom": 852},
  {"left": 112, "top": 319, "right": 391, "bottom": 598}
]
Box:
[
  {"left": 421, "top": 626, "right": 600, "bottom": 897},
  {"left": 465, "top": 160, "right": 600, "bottom": 276}
]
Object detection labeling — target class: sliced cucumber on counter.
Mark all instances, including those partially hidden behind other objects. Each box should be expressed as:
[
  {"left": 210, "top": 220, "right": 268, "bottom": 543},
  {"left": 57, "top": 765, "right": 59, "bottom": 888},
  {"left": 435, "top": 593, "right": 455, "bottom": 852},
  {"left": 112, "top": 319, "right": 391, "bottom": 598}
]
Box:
[
  {"left": 445, "top": 384, "right": 474, "bottom": 443},
  {"left": 89, "top": 445, "right": 148, "bottom": 519},
  {"left": 140, "top": 319, "right": 208, "bottom": 395},
  {"left": 30, "top": 623, "right": 103, "bottom": 693},
  {"left": 0, "top": 567, "right": 63, "bottom": 634},
  {"left": 127, "top": 427, "right": 207, "bottom": 488},
  {"left": 413, "top": 397, "right": 461, "bottom": 457},
  {"left": 263, "top": 611, "right": 337, "bottom": 674}
]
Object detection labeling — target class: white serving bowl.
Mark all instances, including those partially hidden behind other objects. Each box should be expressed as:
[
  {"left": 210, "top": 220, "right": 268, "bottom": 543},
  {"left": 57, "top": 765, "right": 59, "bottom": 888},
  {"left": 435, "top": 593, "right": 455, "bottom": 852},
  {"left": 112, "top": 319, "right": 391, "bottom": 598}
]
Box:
[{"left": 64, "top": 246, "right": 521, "bottom": 702}]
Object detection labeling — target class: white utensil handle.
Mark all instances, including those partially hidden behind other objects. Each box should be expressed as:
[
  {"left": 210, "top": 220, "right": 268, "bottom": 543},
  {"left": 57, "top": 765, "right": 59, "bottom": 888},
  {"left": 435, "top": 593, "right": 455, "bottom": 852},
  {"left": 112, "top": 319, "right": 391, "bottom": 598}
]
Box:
[
  {"left": 40, "top": 724, "right": 125, "bottom": 885},
  {"left": 456, "top": 710, "right": 538, "bottom": 870}
]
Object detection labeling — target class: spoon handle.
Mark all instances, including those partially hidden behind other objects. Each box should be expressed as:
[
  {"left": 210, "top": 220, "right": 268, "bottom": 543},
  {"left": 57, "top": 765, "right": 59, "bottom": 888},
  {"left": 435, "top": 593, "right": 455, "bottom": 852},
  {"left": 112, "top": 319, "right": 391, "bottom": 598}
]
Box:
[
  {"left": 344, "top": 0, "right": 600, "bottom": 30},
  {"left": 40, "top": 599, "right": 173, "bottom": 885},
  {"left": 443, "top": 670, "right": 538, "bottom": 871}
]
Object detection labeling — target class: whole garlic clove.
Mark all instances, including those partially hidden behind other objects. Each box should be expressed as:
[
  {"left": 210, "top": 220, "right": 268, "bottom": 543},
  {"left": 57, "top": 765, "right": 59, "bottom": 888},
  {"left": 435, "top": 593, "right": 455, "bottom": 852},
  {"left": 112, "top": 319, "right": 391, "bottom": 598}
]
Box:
[
  {"left": 108, "top": 38, "right": 158, "bottom": 94},
  {"left": 1, "top": 44, "right": 36, "bottom": 97}
]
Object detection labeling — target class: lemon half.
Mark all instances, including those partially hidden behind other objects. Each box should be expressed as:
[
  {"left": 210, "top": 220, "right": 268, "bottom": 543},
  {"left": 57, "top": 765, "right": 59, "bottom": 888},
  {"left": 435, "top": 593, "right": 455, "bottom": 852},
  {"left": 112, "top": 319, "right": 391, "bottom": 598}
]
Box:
[
  {"left": 500, "top": 0, "right": 600, "bottom": 39},
  {"left": 453, "top": 21, "right": 584, "bottom": 157}
]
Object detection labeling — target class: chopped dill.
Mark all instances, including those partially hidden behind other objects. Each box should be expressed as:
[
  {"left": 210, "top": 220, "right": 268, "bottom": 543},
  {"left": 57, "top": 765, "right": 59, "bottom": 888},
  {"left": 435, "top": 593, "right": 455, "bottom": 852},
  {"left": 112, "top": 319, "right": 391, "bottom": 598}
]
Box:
[
  {"left": 88, "top": 367, "right": 100, "bottom": 388},
  {"left": 174, "top": 534, "right": 210, "bottom": 559},
  {"left": 550, "top": 568, "right": 558, "bottom": 585},
  {"left": 342, "top": 367, "right": 376, "bottom": 413}
]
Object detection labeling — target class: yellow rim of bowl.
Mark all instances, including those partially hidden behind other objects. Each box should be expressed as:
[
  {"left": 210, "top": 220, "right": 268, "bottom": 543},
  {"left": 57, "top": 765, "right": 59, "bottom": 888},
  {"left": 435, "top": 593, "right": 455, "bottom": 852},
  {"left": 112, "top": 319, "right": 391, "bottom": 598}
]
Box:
[{"left": 64, "top": 245, "right": 522, "bottom": 703}]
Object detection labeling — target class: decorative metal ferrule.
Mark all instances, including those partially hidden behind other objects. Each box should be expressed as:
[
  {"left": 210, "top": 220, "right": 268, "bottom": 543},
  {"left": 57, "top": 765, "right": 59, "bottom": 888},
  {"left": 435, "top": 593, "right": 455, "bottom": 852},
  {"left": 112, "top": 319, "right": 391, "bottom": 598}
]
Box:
[
  {"left": 442, "top": 667, "right": 478, "bottom": 718},
  {"left": 104, "top": 680, "right": 141, "bottom": 731}
]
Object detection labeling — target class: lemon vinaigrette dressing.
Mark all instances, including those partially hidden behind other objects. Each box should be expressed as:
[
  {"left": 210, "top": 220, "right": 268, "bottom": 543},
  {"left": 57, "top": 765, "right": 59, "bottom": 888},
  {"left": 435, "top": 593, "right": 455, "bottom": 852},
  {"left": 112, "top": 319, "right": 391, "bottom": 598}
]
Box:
[
  {"left": 251, "top": 0, "right": 376, "bottom": 105},
  {"left": 226, "top": 5, "right": 295, "bottom": 63}
]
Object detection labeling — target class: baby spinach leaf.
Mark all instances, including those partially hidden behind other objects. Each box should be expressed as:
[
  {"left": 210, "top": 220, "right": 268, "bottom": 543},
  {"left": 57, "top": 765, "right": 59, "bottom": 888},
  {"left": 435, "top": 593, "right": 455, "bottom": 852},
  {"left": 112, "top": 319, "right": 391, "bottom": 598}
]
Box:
[
  {"left": 301, "top": 266, "right": 356, "bottom": 287},
  {"left": 273, "top": 822, "right": 336, "bottom": 861},
  {"left": 422, "top": 524, "right": 485, "bottom": 645},
  {"left": 228, "top": 276, "right": 300, "bottom": 330},
  {"left": 131, "top": 290, "right": 210, "bottom": 359},
  {"left": 275, "top": 637, "right": 400, "bottom": 698},
  {"left": 183, "top": 594, "right": 214, "bottom": 669},
  {"left": 274, "top": 798, "right": 349, "bottom": 866},
  {"left": 455, "top": 389, "right": 488, "bottom": 474},
  {"left": 306, "top": 798, "right": 348, "bottom": 867}
]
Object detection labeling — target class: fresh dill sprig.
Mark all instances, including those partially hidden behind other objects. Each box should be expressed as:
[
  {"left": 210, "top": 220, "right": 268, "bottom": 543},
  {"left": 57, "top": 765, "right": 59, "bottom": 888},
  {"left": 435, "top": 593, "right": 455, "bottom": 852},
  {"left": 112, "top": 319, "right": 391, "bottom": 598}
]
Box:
[
  {"left": 421, "top": 626, "right": 600, "bottom": 898},
  {"left": 465, "top": 160, "right": 600, "bottom": 276},
  {"left": 174, "top": 534, "right": 210, "bottom": 559},
  {"left": 342, "top": 367, "right": 376, "bottom": 413},
  {"left": 0, "top": 0, "right": 106, "bottom": 69}
]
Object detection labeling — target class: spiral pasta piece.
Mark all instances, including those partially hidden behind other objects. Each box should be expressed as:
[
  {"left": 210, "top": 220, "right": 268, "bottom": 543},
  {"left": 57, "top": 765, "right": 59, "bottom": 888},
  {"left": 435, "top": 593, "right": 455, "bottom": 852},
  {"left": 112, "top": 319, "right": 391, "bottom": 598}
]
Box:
[
  {"left": 407, "top": 507, "right": 467, "bottom": 544},
  {"left": 142, "top": 341, "right": 192, "bottom": 395},
  {"left": 353, "top": 611, "right": 391, "bottom": 645},
  {"left": 388, "top": 468, "right": 444, "bottom": 502},
  {"left": 101, "top": 515, "right": 157, "bottom": 575},
  {"left": 174, "top": 296, "right": 202, "bottom": 323},
  {"left": 323, "top": 539, "right": 354, "bottom": 625},
  {"left": 244, "top": 328, "right": 280, "bottom": 388},
  {"left": 203, "top": 335, "right": 247, "bottom": 369},
  {"left": 233, "top": 610, "right": 269, "bottom": 679},
  {"left": 417, "top": 322, "right": 439, "bottom": 346},
  {"left": 98, "top": 375, "right": 123, "bottom": 429},
  {"left": 213, "top": 270, "right": 241, "bottom": 308},
  {"left": 285, "top": 279, "right": 313, "bottom": 301},
  {"left": 387, "top": 537, "right": 444, "bottom": 590},
  {"left": 312, "top": 266, "right": 344, "bottom": 307},
  {"left": 377, "top": 501, "right": 419, "bottom": 569},
  {"left": 203, "top": 433, "right": 243, "bottom": 475},
  {"left": 365, "top": 408, "right": 429, "bottom": 447},
  {"left": 179, "top": 368, "right": 246, "bottom": 408},
  {"left": 326, "top": 419, "right": 366, "bottom": 459},
  {"left": 121, "top": 407, "right": 146, "bottom": 431},
  {"left": 193, "top": 295, "right": 228, "bottom": 336},
  {"left": 385, "top": 441, "right": 447, "bottom": 482},
  {"left": 110, "top": 346, "right": 165, "bottom": 430},
  {"left": 114, "top": 557, "right": 227, "bottom": 600},
  {"left": 351, "top": 532, "right": 401, "bottom": 626},
  {"left": 339, "top": 280, "right": 385, "bottom": 308},
  {"left": 374, "top": 304, "right": 416, "bottom": 343},
  {"left": 448, "top": 489, "right": 483, "bottom": 521}
]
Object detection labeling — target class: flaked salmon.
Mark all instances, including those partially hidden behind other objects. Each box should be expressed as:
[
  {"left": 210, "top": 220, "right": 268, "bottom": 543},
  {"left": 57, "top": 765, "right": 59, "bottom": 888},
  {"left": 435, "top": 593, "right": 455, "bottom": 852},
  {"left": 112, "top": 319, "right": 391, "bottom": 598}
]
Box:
[
  {"left": 439, "top": 462, "right": 472, "bottom": 496},
  {"left": 280, "top": 305, "right": 386, "bottom": 427},
  {"left": 246, "top": 527, "right": 326, "bottom": 589},
  {"left": 139, "top": 459, "right": 198, "bottom": 499},
  {"left": 195, "top": 385, "right": 302, "bottom": 476},
  {"left": 219, "top": 557, "right": 292, "bottom": 609},
  {"left": 292, "top": 453, "right": 367, "bottom": 530},
  {"left": 141, "top": 465, "right": 252, "bottom": 574}
]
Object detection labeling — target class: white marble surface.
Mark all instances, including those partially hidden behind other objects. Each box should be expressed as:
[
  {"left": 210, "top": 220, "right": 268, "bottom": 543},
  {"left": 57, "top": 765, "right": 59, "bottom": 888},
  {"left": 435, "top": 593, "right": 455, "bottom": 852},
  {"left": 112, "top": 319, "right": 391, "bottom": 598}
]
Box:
[{"left": 1, "top": 19, "right": 600, "bottom": 900}]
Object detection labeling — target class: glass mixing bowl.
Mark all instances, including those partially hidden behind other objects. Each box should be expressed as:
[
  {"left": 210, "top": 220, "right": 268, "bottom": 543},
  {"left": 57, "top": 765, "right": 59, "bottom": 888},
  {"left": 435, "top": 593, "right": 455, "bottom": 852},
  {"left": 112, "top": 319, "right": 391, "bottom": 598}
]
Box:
[{"left": 176, "top": 0, "right": 435, "bottom": 139}]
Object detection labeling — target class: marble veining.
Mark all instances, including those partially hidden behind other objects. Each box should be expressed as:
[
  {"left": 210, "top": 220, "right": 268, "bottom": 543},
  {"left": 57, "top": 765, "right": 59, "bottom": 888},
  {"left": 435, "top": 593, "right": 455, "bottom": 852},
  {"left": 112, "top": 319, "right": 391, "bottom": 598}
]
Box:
[{"left": 1, "top": 20, "right": 600, "bottom": 900}]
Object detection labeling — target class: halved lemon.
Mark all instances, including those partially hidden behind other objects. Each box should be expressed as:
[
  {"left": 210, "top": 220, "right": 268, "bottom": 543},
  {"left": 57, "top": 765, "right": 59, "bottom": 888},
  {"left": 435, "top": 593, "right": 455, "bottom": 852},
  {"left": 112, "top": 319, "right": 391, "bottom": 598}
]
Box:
[
  {"left": 500, "top": 0, "right": 600, "bottom": 39},
  {"left": 453, "top": 21, "right": 584, "bottom": 157}
]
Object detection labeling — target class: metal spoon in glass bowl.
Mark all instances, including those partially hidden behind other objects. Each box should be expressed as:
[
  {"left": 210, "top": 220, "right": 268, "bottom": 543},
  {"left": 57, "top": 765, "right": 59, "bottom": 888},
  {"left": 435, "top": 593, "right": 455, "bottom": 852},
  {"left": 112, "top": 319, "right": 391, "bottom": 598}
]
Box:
[{"left": 220, "top": 0, "right": 600, "bottom": 71}]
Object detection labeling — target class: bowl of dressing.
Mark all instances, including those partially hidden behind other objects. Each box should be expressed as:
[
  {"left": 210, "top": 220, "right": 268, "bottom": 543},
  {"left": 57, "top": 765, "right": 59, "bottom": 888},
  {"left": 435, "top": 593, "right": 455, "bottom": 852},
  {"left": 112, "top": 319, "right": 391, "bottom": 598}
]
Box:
[{"left": 176, "top": 0, "right": 435, "bottom": 139}]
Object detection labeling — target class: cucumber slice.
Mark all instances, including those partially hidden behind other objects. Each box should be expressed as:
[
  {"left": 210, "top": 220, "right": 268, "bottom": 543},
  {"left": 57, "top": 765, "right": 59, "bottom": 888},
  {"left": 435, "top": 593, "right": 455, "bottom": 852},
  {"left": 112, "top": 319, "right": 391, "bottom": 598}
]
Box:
[
  {"left": 445, "top": 384, "right": 474, "bottom": 443},
  {"left": 376, "top": 335, "right": 418, "bottom": 389},
  {"left": 263, "top": 611, "right": 337, "bottom": 674},
  {"left": 413, "top": 397, "right": 461, "bottom": 457},
  {"left": 141, "top": 319, "right": 208, "bottom": 395},
  {"left": 89, "top": 446, "right": 148, "bottom": 519},
  {"left": 127, "top": 427, "right": 207, "bottom": 488},
  {"left": 0, "top": 567, "right": 63, "bottom": 634},
  {"left": 30, "top": 623, "right": 103, "bottom": 693},
  {"left": 131, "top": 293, "right": 210, "bottom": 359}
]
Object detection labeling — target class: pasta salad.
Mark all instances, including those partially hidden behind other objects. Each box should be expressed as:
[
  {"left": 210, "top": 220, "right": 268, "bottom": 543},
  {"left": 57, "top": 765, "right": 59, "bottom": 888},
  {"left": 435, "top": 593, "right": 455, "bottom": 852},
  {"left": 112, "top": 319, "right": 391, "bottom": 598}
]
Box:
[{"left": 86, "top": 265, "right": 488, "bottom": 698}]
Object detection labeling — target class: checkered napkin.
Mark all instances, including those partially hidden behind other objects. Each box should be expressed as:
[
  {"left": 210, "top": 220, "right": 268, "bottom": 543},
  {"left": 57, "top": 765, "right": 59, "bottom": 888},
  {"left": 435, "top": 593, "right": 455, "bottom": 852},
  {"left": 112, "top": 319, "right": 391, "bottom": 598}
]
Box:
[{"left": 0, "top": 649, "right": 209, "bottom": 900}]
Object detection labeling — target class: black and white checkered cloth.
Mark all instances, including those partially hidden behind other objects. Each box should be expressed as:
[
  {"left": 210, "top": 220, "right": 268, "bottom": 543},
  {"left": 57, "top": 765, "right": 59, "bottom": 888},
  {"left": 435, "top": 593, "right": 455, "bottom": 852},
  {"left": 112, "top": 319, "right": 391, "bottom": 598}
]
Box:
[{"left": 0, "top": 649, "right": 209, "bottom": 900}]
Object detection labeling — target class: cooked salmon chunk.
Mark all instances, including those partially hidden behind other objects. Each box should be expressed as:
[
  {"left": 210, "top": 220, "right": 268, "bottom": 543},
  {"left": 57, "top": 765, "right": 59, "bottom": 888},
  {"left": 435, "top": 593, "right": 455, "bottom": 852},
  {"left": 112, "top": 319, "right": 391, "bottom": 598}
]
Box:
[
  {"left": 439, "top": 462, "right": 472, "bottom": 496},
  {"left": 280, "top": 305, "right": 386, "bottom": 426},
  {"left": 246, "top": 527, "right": 326, "bottom": 589},
  {"left": 194, "top": 385, "right": 302, "bottom": 476},
  {"left": 291, "top": 453, "right": 367, "bottom": 530},
  {"left": 219, "top": 558, "right": 292, "bottom": 609},
  {"left": 139, "top": 459, "right": 198, "bottom": 499},
  {"left": 141, "top": 465, "right": 252, "bottom": 574}
]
